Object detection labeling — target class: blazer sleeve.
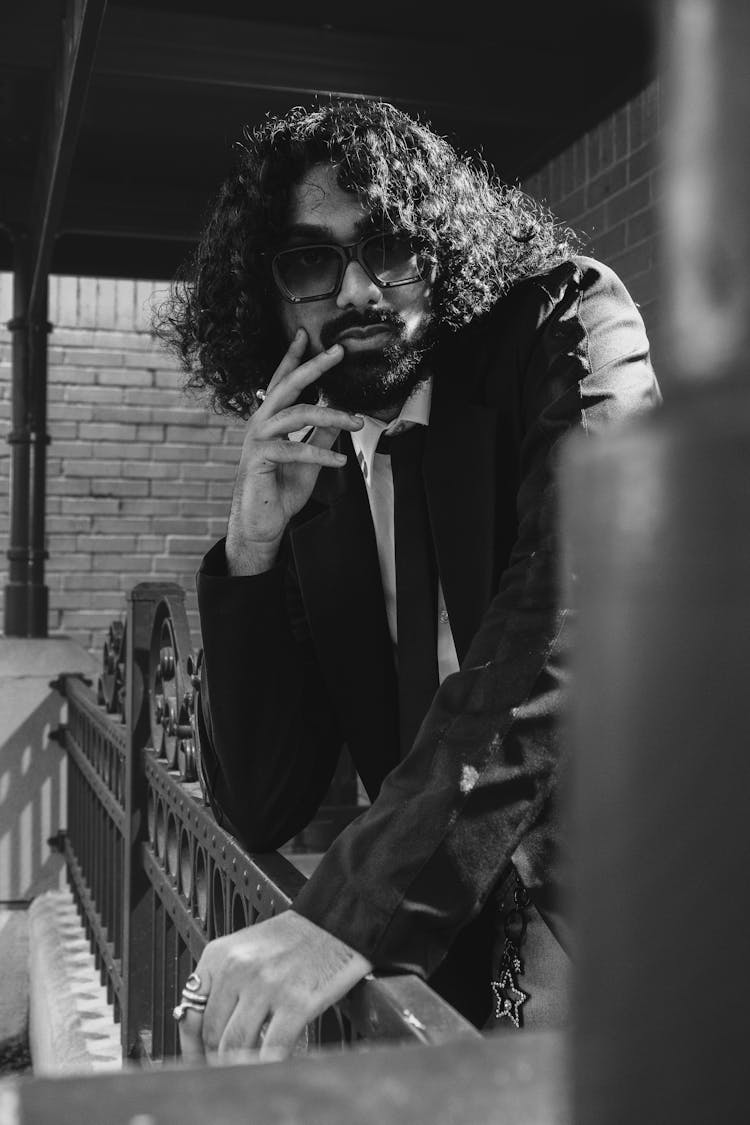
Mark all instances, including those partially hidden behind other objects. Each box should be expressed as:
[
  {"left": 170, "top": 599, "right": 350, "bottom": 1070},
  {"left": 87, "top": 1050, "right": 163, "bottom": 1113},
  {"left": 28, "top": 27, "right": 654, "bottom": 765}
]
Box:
[
  {"left": 195, "top": 540, "right": 344, "bottom": 852},
  {"left": 290, "top": 256, "right": 662, "bottom": 976}
]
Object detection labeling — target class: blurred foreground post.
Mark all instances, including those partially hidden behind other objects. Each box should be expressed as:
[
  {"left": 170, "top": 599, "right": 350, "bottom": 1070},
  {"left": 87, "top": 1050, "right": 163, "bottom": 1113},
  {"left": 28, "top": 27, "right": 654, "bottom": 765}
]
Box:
[{"left": 564, "top": 2, "right": 750, "bottom": 1122}]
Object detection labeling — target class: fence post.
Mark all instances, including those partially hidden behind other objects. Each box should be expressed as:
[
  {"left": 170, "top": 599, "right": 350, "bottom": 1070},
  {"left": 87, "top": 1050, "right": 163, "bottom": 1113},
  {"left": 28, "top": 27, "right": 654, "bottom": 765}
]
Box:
[
  {"left": 564, "top": 2, "right": 750, "bottom": 1121},
  {"left": 120, "top": 582, "right": 188, "bottom": 1059}
]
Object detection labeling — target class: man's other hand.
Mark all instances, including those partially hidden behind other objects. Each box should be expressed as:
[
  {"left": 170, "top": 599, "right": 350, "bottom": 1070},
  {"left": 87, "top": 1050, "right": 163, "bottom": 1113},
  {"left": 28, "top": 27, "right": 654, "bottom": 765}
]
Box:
[{"left": 178, "top": 909, "right": 373, "bottom": 1063}]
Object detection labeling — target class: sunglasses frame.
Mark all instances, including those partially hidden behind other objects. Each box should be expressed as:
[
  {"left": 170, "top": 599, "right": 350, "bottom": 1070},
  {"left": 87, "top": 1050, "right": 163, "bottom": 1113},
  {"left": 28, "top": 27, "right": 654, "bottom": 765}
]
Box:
[{"left": 270, "top": 231, "right": 426, "bottom": 304}]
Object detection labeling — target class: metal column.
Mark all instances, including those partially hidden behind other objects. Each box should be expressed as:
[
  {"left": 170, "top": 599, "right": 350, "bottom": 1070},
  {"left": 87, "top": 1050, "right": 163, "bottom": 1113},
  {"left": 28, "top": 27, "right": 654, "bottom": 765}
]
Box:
[{"left": 566, "top": 2, "right": 750, "bottom": 1121}]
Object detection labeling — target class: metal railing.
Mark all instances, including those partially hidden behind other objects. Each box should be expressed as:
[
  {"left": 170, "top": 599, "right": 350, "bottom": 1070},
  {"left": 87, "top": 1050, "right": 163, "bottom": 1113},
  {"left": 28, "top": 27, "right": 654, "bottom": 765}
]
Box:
[{"left": 56, "top": 581, "right": 480, "bottom": 1063}]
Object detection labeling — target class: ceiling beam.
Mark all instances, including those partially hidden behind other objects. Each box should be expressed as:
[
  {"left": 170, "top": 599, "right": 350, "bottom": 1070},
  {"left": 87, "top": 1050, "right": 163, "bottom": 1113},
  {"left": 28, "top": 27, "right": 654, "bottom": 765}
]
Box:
[
  {"left": 90, "top": 6, "right": 563, "bottom": 125},
  {"left": 27, "top": 0, "right": 108, "bottom": 312}
]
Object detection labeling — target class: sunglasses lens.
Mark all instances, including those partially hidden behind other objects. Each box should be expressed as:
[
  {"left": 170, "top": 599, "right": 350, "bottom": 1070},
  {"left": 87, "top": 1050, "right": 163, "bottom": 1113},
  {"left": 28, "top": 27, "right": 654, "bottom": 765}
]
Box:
[
  {"left": 363, "top": 233, "right": 422, "bottom": 284},
  {"left": 274, "top": 246, "right": 342, "bottom": 300}
]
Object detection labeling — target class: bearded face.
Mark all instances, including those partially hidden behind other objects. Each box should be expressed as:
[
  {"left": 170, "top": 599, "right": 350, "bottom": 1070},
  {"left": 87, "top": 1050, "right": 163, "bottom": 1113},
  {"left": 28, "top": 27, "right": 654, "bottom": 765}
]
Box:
[{"left": 274, "top": 163, "right": 437, "bottom": 420}]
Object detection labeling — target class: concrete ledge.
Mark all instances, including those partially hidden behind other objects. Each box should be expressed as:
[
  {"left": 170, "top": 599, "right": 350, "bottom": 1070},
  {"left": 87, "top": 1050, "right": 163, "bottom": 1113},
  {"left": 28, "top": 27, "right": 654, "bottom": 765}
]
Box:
[
  {"left": 0, "top": 909, "right": 29, "bottom": 1052},
  {"left": 27, "top": 890, "right": 121, "bottom": 1076}
]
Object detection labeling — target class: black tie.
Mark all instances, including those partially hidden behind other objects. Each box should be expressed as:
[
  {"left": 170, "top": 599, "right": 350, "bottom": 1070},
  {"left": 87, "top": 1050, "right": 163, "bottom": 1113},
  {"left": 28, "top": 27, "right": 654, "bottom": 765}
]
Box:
[{"left": 377, "top": 425, "right": 439, "bottom": 756}]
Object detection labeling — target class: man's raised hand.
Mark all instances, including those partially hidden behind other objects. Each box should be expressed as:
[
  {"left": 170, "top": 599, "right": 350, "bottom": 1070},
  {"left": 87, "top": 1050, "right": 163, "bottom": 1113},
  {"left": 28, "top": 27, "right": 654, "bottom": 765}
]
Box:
[{"left": 225, "top": 329, "right": 364, "bottom": 575}]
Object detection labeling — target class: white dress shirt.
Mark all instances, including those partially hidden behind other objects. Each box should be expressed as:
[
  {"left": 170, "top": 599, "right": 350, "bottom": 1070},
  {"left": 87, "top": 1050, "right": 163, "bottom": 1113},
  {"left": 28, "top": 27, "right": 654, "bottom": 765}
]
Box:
[{"left": 349, "top": 377, "right": 460, "bottom": 685}]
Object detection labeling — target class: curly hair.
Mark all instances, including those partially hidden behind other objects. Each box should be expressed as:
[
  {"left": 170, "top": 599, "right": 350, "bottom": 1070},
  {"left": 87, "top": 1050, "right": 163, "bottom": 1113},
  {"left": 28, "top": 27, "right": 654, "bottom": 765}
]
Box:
[{"left": 153, "top": 98, "right": 581, "bottom": 417}]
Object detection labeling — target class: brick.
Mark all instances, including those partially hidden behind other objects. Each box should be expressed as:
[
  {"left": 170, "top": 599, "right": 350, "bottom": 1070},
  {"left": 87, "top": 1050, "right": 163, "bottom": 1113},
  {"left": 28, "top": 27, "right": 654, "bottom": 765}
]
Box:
[
  {"left": 117, "top": 498, "right": 171, "bottom": 517},
  {"left": 78, "top": 422, "right": 137, "bottom": 441},
  {"left": 91, "top": 553, "right": 156, "bottom": 572},
  {"left": 96, "top": 368, "right": 153, "bottom": 388},
  {"left": 65, "top": 459, "right": 122, "bottom": 477},
  {"left": 157, "top": 443, "right": 209, "bottom": 462},
  {"left": 136, "top": 425, "right": 165, "bottom": 441},
  {"left": 76, "top": 534, "right": 139, "bottom": 552},
  {"left": 207, "top": 481, "right": 234, "bottom": 500},
  {"left": 47, "top": 535, "right": 78, "bottom": 552},
  {"left": 554, "top": 187, "right": 587, "bottom": 228},
  {"left": 148, "top": 407, "right": 208, "bottom": 425},
  {"left": 61, "top": 609, "right": 124, "bottom": 630},
  {"left": 628, "top": 140, "right": 660, "bottom": 185},
  {"left": 90, "top": 479, "right": 149, "bottom": 497},
  {"left": 93, "top": 517, "right": 152, "bottom": 533},
  {"left": 150, "top": 517, "right": 209, "bottom": 535},
  {"left": 609, "top": 241, "right": 656, "bottom": 281},
  {"left": 121, "top": 350, "right": 172, "bottom": 369},
  {"left": 52, "top": 441, "right": 94, "bottom": 459},
  {"left": 49, "top": 365, "right": 97, "bottom": 385},
  {"left": 613, "top": 107, "right": 629, "bottom": 163},
  {"left": 630, "top": 82, "right": 660, "bottom": 150},
  {"left": 137, "top": 535, "right": 166, "bottom": 552},
  {"left": 586, "top": 130, "right": 602, "bottom": 180},
  {"left": 93, "top": 406, "right": 154, "bottom": 424},
  {"left": 205, "top": 445, "right": 242, "bottom": 463},
  {"left": 62, "top": 572, "right": 122, "bottom": 590},
  {"left": 191, "top": 463, "right": 236, "bottom": 481},
  {"left": 590, "top": 223, "right": 627, "bottom": 260},
  {"left": 585, "top": 162, "right": 628, "bottom": 209},
  {"left": 165, "top": 424, "right": 223, "bottom": 443},
  {"left": 605, "top": 178, "right": 652, "bottom": 228},
  {"left": 154, "top": 369, "right": 187, "bottom": 390},
  {"left": 49, "top": 405, "right": 94, "bottom": 424},
  {"left": 47, "top": 553, "right": 91, "bottom": 572},
  {"left": 47, "top": 477, "right": 91, "bottom": 495},
  {"left": 122, "top": 461, "right": 181, "bottom": 479},
  {"left": 156, "top": 480, "right": 209, "bottom": 498},
  {"left": 69, "top": 386, "right": 126, "bottom": 405},
  {"left": 53, "top": 328, "right": 99, "bottom": 349},
  {"left": 61, "top": 497, "right": 119, "bottom": 515},
  {"left": 56, "top": 275, "right": 82, "bottom": 326},
  {"left": 63, "top": 347, "right": 127, "bottom": 368},
  {"left": 94, "top": 441, "right": 151, "bottom": 460},
  {"left": 627, "top": 269, "right": 661, "bottom": 308},
  {"left": 123, "top": 388, "right": 176, "bottom": 408},
  {"left": 113, "top": 279, "right": 136, "bottom": 330},
  {"left": 627, "top": 207, "right": 659, "bottom": 247},
  {"left": 94, "top": 279, "right": 117, "bottom": 329},
  {"left": 152, "top": 554, "right": 202, "bottom": 574},
  {"left": 599, "top": 118, "right": 614, "bottom": 170}
]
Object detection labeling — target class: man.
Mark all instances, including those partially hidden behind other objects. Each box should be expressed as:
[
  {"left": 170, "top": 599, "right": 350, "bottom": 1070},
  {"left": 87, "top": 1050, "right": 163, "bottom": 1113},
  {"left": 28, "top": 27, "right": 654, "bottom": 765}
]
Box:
[{"left": 156, "top": 98, "right": 661, "bottom": 1061}]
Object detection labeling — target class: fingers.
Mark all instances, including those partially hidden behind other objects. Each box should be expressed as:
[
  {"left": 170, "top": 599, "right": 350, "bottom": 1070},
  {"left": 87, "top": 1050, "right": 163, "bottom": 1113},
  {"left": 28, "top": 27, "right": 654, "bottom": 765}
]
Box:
[
  {"left": 258, "top": 341, "right": 344, "bottom": 418},
  {"left": 177, "top": 964, "right": 213, "bottom": 1066},
  {"left": 254, "top": 439, "right": 348, "bottom": 470},
  {"left": 259, "top": 1009, "right": 311, "bottom": 1062},
  {"left": 255, "top": 404, "right": 363, "bottom": 442},
  {"left": 215, "top": 997, "right": 271, "bottom": 1060}
]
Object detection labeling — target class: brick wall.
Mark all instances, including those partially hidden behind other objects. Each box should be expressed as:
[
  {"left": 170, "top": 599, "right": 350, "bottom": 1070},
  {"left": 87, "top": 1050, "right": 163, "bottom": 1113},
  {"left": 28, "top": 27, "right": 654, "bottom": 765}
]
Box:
[
  {"left": 0, "top": 275, "right": 245, "bottom": 651},
  {"left": 0, "top": 80, "right": 662, "bottom": 654},
  {"left": 522, "top": 78, "right": 662, "bottom": 365}
]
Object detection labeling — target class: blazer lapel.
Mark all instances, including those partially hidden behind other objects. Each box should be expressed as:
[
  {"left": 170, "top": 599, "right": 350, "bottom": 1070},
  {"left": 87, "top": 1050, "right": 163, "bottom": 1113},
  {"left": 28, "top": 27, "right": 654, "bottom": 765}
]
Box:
[
  {"left": 424, "top": 375, "right": 499, "bottom": 665},
  {"left": 289, "top": 435, "right": 401, "bottom": 793}
]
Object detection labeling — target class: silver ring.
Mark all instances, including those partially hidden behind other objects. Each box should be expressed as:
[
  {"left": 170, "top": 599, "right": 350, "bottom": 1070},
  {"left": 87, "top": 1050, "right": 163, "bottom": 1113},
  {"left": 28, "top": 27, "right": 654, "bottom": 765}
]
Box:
[
  {"left": 181, "top": 984, "right": 210, "bottom": 1004},
  {"left": 173, "top": 998, "right": 208, "bottom": 1022}
]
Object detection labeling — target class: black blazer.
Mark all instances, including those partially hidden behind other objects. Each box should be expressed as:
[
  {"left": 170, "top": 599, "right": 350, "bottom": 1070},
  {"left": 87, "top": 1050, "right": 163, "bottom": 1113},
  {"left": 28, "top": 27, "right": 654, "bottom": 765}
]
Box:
[{"left": 196, "top": 256, "right": 662, "bottom": 1024}]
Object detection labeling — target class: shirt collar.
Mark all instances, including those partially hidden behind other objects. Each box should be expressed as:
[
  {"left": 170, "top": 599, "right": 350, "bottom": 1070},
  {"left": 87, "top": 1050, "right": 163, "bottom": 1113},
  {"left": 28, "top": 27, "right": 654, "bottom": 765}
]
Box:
[{"left": 351, "top": 375, "right": 433, "bottom": 472}]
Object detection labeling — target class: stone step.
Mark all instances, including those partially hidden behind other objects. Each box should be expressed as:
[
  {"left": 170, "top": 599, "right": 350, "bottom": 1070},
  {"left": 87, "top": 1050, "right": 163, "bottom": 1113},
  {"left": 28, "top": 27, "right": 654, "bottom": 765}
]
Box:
[{"left": 27, "top": 890, "right": 121, "bottom": 1076}]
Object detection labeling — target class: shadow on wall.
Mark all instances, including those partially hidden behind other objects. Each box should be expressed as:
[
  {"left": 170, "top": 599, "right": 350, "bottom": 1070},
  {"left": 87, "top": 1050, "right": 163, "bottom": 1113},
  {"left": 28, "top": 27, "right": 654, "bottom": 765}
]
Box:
[
  {"left": 0, "top": 640, "right": 98, "bottom": 900},
  {"left": 0, "top": 690, "right": 70, "bottom": 901}
]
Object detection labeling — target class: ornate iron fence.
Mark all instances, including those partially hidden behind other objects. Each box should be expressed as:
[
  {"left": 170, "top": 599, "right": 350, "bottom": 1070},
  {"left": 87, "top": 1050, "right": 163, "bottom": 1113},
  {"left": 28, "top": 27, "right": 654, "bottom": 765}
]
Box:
[{"left": 56, "top": 581, "right": 479, "bottom": 1064}]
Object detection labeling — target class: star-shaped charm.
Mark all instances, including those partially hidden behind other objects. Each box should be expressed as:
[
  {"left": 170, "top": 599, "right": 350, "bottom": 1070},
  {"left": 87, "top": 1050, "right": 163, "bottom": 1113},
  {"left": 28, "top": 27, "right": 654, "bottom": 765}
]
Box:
[{"left": 490, "top": 968, "right": 529, "bottom": 1028}]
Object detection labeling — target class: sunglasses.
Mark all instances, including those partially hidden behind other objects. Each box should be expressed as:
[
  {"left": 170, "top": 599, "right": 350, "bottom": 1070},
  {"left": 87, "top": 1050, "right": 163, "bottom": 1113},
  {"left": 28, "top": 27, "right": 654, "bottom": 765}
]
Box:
[{"left": 271, "top": 231, "right": 426, "bottom": 303}]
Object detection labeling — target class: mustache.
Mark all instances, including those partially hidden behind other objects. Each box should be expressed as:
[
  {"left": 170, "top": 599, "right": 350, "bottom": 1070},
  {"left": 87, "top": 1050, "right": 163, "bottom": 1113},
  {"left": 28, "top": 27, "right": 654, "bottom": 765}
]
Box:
[{"left": 319, "top": 309, "right": 406, "bottom": 350}]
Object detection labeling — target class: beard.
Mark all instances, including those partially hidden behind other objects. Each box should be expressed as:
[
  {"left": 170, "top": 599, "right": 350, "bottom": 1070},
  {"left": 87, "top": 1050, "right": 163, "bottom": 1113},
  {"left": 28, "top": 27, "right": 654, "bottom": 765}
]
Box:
[{"left": 315, "top": 308, "right": 437, "bottom": 415}]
